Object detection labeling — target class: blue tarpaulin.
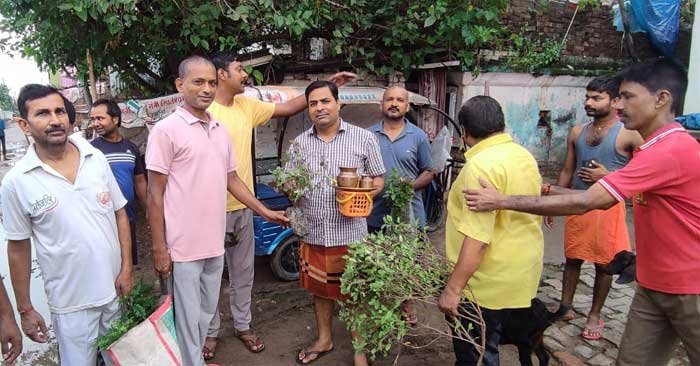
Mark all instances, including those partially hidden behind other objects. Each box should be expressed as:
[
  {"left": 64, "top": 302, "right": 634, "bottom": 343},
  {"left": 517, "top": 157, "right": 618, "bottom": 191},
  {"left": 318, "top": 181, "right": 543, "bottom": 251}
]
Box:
[
  {"left": 677, "top": 114, "right": 700, "bottom": 130},
  {"left": 612, "top": 0, "right": 681, "bottom": 56}
]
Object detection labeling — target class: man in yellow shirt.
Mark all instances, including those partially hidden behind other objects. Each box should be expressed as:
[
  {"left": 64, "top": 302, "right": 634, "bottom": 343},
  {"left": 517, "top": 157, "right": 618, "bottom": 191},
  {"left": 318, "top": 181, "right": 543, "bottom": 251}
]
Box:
[
  {"left": 203, "top": 52, "right": 355, "bottom": 359},
  {"left": 438, "top": 96, "right": 544, "bottom": 366}
]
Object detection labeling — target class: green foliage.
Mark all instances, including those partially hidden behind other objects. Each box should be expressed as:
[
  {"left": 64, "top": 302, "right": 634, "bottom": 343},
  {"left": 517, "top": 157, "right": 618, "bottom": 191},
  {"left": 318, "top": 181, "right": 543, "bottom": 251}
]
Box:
[
  {"left": 383, "top": 170, "right": 414, "bottom": 220},
  {"left": 95, "top": 280, "right": 159, "bottom": 350},
  {"left": 508, "top": 30, "right": 563, "bottom": 73},
  {"left": 0, "top": 82, "right": 15, "bottom": 112},
  {"left": 271, "top": 141, "right": 314, "bottom": 204},
  {"left": 340, "top": 178, "right": 482, "bottom": 361},
  {"left": 0, "top": 0, "right": 510, "bottom": 95},
  {"left": 340, "top": 217, "right": 451, "bottom": 360},
  {"left": 576, "top": 0, "right": 602, "bottom": 10},
  {"left": 244, "top": 65, "right": 265, "bottom": 86}
]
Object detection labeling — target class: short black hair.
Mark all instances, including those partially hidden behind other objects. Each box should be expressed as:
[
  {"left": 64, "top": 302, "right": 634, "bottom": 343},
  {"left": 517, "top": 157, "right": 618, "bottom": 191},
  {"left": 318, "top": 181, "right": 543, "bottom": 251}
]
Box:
[
  {"left": 209, "top": 52, "right": 241, "bottom": 72},
  {"left": 305, "top": 80, "right": 339, "bottom": 102},
  {"left": 617, "top": 57, "right": 688, "bottom": 115},
  {"left": 586, "top": 76, "right": 620, "bottom": 99},
  {"left": 65, "top": 97, "right": 76, "bottom": 125},
  {"left": 178, "top": 55, "right": 215, "bottom": 78},
  {"left": 17, "top": 84, "right": 64, "bottom": 119},
  {"left": 458, "top": 96, "right": 506, "bottom": 139},
  {"left": 92, "top": 98, "right": 122, "bottom": 126}
]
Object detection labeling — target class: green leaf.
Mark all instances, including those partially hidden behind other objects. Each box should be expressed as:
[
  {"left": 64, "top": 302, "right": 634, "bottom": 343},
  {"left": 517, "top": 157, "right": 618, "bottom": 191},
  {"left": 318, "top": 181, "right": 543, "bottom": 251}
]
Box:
[
  {"left": 76, "top": 8, "right": 88, "bottom": 22},
  {"left": 424, "top": 15, "right": 436, "bottom": 27}
]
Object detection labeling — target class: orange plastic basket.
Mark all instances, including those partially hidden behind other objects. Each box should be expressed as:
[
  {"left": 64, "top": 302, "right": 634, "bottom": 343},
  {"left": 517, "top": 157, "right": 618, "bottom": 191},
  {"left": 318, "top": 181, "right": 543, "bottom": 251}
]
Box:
[{"left": 336, "top": 189, "right": 373, "bottom": 217}]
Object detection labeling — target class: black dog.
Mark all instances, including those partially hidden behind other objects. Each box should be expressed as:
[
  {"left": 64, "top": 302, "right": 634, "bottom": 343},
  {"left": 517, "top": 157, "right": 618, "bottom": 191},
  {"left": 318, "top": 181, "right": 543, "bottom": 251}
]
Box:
[
  {"left": 500, "top": 297, "right": 560, "bottom": 366},
  {"left": 604, "top": 250, "right": 636, "bottom": 284}
]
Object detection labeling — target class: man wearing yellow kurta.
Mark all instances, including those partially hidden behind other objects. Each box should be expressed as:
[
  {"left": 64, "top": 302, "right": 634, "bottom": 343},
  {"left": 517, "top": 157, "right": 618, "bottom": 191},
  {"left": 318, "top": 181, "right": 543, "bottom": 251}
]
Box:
[{"left": 438, "top": 96, "right": 544, "bottom": 366}]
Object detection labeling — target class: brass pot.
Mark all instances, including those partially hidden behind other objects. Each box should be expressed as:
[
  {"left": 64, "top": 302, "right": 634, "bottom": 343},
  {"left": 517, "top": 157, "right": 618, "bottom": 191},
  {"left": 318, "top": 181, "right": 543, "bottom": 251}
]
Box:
[
  {"left": 337, "top": 167, "right": 360, "bottom": 188},
  {"left": 359, "top": 175, "right": 374, "bottom": 189}
]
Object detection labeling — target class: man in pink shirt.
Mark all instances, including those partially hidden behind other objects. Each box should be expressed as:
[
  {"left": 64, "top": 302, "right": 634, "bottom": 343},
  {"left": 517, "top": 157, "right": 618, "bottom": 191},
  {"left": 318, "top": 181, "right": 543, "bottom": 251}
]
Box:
[
  {"left": 464, "top": 57, "right": 699, "bottom": 365},
  {"left": 146, "top": 55, "right": 287, "bottom": 366}
]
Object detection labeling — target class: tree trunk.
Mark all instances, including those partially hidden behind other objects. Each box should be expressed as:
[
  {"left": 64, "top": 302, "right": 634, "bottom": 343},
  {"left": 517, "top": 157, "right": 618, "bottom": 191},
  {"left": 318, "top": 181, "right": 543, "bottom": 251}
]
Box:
[{"left": 86, "top": 49, "right": 98, "bottom": 101}]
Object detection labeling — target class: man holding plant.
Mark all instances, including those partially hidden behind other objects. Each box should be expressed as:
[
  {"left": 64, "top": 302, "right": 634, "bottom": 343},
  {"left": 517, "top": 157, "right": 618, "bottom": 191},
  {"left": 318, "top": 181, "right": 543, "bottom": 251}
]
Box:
[
  {"left": 290, "top": 80, "right": 385, "bottom": 366},
  {"left": 367, "top": 85, "right": 434, "bottom": 232},
  {"left": 438, "top": 96, "right": 544, "bottom": 366},
  {"left": 146, "top": 55, "right": 287, "bottom": 366},
  {"left": 203, "top": 52, "right": 355, "bottom": 359}
]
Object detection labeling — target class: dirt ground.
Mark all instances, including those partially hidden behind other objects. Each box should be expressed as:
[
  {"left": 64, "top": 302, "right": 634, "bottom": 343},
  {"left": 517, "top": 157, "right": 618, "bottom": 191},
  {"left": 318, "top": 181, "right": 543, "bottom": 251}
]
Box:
[{"left": 131, "top": 212, "right": 532, "bottom": 366}]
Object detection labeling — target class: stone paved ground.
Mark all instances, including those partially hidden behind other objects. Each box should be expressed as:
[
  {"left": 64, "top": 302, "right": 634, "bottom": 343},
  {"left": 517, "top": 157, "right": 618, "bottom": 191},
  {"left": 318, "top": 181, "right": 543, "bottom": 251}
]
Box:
[{"left": 537, "top": 263, "right": 690, "bottom": 366}]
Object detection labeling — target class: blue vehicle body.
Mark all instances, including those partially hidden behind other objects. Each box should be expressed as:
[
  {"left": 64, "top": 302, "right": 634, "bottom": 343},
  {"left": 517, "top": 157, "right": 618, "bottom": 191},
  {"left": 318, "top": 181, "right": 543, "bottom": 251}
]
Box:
[{"left": 253, "top": 183, "right": 294, "bottom": 256}]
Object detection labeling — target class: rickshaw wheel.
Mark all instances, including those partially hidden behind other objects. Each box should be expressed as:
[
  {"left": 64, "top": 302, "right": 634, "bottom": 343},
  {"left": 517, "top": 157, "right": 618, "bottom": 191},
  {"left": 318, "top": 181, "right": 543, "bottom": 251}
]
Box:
[{"left": 271, "top": 235, "right": 301, "bottom": 281}]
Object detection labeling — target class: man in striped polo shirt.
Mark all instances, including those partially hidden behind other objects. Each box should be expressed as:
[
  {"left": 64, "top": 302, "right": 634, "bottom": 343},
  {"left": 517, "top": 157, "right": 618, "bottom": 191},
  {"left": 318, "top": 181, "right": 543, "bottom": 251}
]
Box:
[{"left": 91, "top": 99, "right": 148, "bottom": 264}]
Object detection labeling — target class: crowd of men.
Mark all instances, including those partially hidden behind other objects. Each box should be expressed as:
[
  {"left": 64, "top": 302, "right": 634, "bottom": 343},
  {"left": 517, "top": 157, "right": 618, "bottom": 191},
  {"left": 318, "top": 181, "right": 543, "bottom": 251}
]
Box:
[{"left": 0, "top": 54, "right": 697, "bottom": 366}]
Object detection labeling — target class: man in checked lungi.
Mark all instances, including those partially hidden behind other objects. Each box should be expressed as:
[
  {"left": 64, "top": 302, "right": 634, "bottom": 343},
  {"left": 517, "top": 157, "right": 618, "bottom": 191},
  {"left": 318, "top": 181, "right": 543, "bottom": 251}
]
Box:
[{"left": 290, "top": 80, "right": 385, "bottom": 366}]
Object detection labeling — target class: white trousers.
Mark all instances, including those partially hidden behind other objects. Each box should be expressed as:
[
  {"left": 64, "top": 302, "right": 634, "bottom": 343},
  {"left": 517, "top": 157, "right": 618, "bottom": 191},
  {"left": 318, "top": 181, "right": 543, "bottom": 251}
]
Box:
[{"left": 51, "top": 297, "right": 120, "bottom": 366}]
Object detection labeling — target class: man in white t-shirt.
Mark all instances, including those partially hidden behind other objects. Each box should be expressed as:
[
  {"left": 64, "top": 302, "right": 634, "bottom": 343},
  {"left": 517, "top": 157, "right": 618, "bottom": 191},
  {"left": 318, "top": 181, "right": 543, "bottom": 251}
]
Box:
[{"left": 0, "top": 84, "right": 134, "bottom": 366}]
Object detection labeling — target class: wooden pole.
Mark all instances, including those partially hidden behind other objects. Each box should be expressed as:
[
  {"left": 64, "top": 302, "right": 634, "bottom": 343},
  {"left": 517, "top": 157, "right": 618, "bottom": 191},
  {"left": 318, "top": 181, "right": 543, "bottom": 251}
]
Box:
[
  {"left": 617, "top": 0, "right": 637, "bottom": 61},
  {"left": 86, "top": 49, "right": 98, "bottom": 101}
]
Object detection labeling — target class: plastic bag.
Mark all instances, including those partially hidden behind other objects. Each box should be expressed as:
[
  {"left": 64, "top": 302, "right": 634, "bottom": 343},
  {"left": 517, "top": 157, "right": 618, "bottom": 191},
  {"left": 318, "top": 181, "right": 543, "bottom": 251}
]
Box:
[
  {"left": 431, "top": 126, "right": 451, "bottom": 173},
  {"left": 613, "top": 0, "right": 680, "bottom": 56},
  {"left": 106, "top": 296, "right": 183, "bottom": 365},
  {"left": 676, "top": 114, "right": 700, "bottom": 130}
]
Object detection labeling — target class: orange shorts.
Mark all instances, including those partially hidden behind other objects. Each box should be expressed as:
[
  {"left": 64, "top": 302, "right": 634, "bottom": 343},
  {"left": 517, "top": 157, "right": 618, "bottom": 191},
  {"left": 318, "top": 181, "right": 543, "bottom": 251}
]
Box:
[{"left": 564, "top": 202, "right": 631, "bottom": 264}]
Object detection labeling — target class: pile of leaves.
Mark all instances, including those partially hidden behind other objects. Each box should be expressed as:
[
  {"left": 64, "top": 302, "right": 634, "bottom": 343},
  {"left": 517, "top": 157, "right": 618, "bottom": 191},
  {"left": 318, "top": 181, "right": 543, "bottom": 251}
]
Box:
[
  {"left": 339, "top": 175, "right": 484, "bottom": 362},
  {"left": 95, "top": 281, "right": 159, "bottom": 350}
]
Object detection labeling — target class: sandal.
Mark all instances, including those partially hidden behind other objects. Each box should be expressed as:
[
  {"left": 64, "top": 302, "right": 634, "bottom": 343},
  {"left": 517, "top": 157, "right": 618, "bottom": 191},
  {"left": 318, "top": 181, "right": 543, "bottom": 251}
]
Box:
[
  {"left": 202, "top": 337, "right": 217, "bottom": 360},
  {"left": 582, "top": 320, "right": 605, "bottom": 340},
  {"left": 237, "top": 329, "right": 265, "bottom": 353},
  {"left": 297, "top": 346, "right": 334, "bottom": 364}
]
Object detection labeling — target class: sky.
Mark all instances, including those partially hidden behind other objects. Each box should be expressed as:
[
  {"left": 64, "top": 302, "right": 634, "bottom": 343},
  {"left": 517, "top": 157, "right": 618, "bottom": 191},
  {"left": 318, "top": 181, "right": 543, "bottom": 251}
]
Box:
[
  {"left": 0, "top": 52, "right": 49, "bottom": 98},
  {"left": 0, "top": 24, "right": 48, "bottom": 99}
]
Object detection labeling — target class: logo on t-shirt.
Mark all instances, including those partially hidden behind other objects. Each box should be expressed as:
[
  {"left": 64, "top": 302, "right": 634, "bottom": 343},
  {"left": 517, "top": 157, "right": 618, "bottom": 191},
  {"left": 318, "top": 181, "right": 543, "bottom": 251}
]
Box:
[
  {"left": 30, "top": 194, "right": 59, "bottom": 215},
  {"left": 98, "top": 191, "right": 112, "bottom": 207}
]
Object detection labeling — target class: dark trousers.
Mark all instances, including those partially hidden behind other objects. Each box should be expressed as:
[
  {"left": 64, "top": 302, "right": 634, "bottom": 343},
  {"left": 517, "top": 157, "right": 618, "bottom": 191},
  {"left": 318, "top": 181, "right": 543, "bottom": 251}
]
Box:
[
  {"left": 1, "top": 134, "right": 6, "bottom": 157},
  {"left": 367, "top": 224, "right": 383, "bottom": 234},
  {"left": 450, "top": 303, "right": 515, "bottom": 366}
]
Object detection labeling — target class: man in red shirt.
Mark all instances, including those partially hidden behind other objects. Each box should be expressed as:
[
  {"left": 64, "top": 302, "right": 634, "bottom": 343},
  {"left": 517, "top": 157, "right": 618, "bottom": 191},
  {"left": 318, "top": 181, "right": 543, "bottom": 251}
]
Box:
[{"left": 464, "top": 57, "right": 699, "bottom": 365}]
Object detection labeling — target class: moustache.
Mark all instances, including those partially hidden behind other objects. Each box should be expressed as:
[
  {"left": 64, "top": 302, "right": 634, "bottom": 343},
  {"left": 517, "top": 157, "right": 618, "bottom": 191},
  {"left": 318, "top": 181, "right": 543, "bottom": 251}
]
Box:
[{"left": 46, "top": 127, "right": 65, "bottom": 134}]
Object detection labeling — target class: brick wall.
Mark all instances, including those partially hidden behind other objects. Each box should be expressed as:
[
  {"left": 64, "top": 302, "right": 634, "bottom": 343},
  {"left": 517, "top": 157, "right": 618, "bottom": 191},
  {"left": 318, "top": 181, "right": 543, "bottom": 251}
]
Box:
[{"left": 502, "top": 0, "right": 691, "bottom": 65}]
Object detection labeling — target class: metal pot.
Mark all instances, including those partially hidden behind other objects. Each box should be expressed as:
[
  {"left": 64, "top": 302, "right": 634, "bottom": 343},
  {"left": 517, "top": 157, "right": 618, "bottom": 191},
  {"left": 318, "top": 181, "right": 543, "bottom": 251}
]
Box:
[
  {"left": 337, "top": 167, "right": 360, "bottom": 188},
  {"left": 359, "top": 175, "right": 374, "bottom": 189}
]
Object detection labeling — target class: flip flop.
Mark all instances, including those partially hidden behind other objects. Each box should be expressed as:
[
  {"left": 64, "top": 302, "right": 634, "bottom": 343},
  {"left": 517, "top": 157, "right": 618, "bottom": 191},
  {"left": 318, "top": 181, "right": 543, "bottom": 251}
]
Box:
[
  {"left": 238, "top": 330, "right": 265, "bottom": 353},
  {"left": 297, "top": 346, "right": 335, "bottom": 364},
  {"left": 203, "top": 337, "right": 217, "bottom": 360},
  {"left": 582, "top": 320, "right": 605, "bottom": 340}
]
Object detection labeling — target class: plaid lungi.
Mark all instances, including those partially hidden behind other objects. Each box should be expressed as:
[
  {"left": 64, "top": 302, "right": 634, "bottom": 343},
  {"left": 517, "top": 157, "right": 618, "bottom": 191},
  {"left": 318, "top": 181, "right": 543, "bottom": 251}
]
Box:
[{"left": 300, "top": 242, "right": 349, "bottom": 300}]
